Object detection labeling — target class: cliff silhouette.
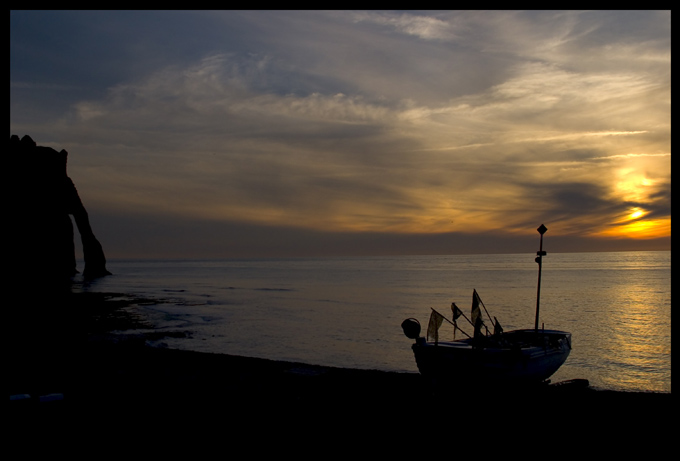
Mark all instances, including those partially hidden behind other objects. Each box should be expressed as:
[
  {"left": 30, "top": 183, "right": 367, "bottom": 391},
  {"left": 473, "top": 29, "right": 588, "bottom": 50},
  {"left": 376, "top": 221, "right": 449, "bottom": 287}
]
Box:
[{"left": 9, "top": 135, "right": 111, "bottom": 285}]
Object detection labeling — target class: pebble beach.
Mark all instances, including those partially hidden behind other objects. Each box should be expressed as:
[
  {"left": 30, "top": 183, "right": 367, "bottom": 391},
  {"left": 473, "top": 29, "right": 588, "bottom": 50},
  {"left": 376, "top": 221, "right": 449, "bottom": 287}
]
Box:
[{"left": 9, "top": 291, "right": 671, "bottom": 448}]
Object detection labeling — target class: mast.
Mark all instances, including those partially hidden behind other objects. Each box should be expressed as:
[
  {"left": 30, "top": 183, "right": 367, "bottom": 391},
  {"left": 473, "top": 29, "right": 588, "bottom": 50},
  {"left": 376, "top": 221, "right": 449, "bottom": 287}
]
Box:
[{"left": 534, "top": 224, "right": 547, "bottom": 332}]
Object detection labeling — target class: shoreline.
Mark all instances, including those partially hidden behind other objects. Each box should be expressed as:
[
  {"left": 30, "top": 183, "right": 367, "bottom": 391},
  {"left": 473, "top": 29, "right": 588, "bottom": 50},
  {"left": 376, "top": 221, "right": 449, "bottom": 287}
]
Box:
[{"left": 9, "top": 290, "right": 671, "bottom": 434}]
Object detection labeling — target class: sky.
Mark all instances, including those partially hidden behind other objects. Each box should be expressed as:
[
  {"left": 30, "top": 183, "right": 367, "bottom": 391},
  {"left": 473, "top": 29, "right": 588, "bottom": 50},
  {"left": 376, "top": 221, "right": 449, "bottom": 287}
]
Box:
[{"left": 10, "top": 10, "right": 671, "bottom": 259}]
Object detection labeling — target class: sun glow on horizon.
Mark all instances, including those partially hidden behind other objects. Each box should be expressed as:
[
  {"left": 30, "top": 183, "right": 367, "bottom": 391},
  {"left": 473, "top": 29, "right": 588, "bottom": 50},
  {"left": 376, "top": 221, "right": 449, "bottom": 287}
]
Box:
[
  {"left": 597, "top": 217, "right": 670, "bottom": 239},
  {"left": 10, "top": 10, "right": 670, "bottom": 257}
]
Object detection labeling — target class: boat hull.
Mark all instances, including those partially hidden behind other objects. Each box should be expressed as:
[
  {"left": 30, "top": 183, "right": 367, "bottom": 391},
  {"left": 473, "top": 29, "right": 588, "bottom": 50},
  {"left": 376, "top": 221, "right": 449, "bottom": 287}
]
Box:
[{"left": 411, "top": 329, "right": 571, "bottom": 386}]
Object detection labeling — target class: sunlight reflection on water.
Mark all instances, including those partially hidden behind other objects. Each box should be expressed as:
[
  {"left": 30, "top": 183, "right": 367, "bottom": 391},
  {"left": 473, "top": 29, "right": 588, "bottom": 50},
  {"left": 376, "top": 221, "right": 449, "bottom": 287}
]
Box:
[{"left": 80, "top": 251, "right": 670, "bottom": 393}]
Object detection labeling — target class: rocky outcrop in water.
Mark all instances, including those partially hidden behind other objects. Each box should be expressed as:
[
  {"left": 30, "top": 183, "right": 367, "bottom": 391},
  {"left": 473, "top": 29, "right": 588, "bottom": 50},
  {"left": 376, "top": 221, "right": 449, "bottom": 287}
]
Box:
[{"left": 9, "top": 134, "right": 111, "bottom": 282}]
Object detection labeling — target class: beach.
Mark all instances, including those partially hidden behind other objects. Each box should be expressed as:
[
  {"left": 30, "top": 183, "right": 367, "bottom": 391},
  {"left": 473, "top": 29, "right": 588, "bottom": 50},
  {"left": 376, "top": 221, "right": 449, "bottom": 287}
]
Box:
[{"left": 9, "top": 291, "right": 671, "bottom": 445}]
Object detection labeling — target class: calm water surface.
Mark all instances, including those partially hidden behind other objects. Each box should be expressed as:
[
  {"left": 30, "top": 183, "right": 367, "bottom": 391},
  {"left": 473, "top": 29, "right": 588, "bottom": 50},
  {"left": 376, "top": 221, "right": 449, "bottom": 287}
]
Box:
[{"left": 78, "top": 251, "right": 671, "bottom": 393}]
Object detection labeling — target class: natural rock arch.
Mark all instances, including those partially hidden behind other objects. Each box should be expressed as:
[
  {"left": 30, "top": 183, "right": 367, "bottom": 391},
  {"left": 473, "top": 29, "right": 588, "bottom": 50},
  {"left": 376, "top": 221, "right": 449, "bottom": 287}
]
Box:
[{"left": 9, "top": 134, "right": 111, "bottom": 283}]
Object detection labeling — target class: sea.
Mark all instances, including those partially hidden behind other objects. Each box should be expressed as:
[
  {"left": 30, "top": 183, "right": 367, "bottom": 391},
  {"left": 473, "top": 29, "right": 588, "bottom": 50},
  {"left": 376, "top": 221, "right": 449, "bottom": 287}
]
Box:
[{"left": 75, "top": 251, "right": 671, "bottom": 393}]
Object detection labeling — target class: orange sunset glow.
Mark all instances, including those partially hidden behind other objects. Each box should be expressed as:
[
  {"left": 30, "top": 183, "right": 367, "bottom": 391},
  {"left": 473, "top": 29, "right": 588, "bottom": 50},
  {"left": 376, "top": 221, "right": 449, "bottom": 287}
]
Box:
[{"left": 11, "top": 11, "right": 670, "bottom": 258}]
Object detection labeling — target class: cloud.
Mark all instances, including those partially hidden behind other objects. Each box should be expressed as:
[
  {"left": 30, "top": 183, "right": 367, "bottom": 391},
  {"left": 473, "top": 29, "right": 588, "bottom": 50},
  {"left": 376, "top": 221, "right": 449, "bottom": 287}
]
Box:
[
  {"left": 53, "top": 37, "right": 671, "bottom": 237},
  {"left": 351, "top": 11, "right": 460, "bottom": 41},
  {"left": 10, "top": 10, "right": 670, "bottom": 256}
]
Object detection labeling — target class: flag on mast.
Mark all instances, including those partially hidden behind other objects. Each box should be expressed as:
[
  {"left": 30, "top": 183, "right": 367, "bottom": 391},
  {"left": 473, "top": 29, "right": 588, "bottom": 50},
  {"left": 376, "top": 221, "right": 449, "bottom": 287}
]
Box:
[
  {"left": 452, "top": 302, "right": 463, "bottom": 320},
  {"left": 471, "top": 289, "right": 484, "bottom": 339},
  {"left": 471, "top": 290, "right": 482, "bottom": 326},
  {"left": 427, "top": 308, "right": 445, "bottom": 344},
  {"left": 451, "top": 302, "right": 462, "bottom": 339},
  {"left": 494, "top": 316, "right": 503, "bottom": 336}
]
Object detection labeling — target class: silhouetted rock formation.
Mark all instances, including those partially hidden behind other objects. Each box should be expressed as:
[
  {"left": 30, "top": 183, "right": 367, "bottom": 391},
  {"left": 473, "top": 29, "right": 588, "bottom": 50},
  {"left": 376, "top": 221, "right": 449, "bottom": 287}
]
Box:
[{"left": 9, "top": 135, "right": 111, "bottom": 283}]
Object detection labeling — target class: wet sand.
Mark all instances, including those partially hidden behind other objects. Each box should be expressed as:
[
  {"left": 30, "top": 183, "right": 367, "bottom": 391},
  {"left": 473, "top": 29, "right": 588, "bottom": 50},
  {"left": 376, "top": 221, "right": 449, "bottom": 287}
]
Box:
[{"left": 9, "top": 291, "right": 671, "bottom": 444}]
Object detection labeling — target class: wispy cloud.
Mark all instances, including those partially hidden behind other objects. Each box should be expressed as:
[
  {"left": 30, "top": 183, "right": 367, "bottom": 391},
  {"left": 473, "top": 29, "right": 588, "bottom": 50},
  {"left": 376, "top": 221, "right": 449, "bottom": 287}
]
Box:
[
  {"left": 351, "top": 11, "right": 460, "bottom": 41},
  {"left": 10, "top": 10, "right": 670, "bottom": 256}
]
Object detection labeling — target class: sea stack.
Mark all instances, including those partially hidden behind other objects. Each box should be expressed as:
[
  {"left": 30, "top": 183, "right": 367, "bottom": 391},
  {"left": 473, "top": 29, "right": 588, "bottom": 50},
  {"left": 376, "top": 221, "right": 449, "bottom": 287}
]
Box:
[{"left": 8, "top": 134, "right": 111, "bottom": 284}]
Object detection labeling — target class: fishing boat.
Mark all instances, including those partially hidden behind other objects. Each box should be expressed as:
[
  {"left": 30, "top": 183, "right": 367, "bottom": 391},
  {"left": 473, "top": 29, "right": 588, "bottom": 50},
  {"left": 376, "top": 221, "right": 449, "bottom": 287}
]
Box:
[{"left": 401, "top": 224, "right": 572, "bottom": 387}]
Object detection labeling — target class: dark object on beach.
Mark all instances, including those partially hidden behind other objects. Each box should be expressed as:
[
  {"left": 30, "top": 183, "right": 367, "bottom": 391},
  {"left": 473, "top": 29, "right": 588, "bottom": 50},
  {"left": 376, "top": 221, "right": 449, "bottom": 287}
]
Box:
[
  {"left": 401, "top": 318, "right": 421, "bottom": 340},
  {"left": 8, "top": 134, "right": 111, "bottom": 283},
  {"left": 403, "top": 224, "right": 572, "bottom": 388}
]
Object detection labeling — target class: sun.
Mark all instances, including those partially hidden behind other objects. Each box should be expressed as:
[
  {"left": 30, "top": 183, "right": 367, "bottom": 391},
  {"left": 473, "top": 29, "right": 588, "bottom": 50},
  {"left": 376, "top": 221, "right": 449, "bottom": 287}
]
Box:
[
  {"left": 628, "top": 208, "right": 646, "bottom": 220},
  {"left": 599, "top": 166, "right": 670, "bottom": 239},
  {"left": 597, "top": 212, "right": 670, "bottom": 239}
]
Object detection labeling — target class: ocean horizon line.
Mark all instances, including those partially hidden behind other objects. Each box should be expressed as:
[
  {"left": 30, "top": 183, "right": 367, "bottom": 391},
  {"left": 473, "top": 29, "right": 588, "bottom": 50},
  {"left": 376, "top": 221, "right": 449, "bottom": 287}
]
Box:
[{"left": 80, "top": 248, "right": 670, "bottom": 263}]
